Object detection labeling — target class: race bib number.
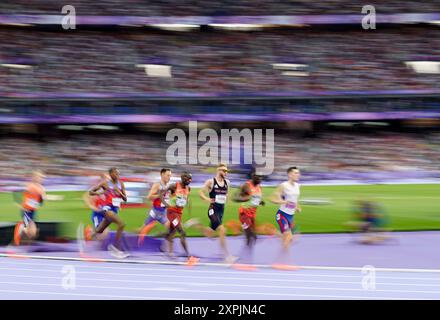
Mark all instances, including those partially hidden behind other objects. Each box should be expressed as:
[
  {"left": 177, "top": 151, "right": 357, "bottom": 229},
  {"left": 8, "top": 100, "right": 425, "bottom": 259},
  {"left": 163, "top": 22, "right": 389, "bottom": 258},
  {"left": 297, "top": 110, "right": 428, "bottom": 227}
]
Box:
[
  {"left": 176, "top": 197, "right": 187, "bottom": 207},
  {"left": 112, "top": 198, "right": 122, "bottom": 207},
  {"left": 251, "top": 195, "right": 261, "bottom": 207},
  {"left": 172, "top": 218, "right": 179, "bottom": 227},
  {"left": 215, "top": 194, "right": 227, "bottom": 204}
]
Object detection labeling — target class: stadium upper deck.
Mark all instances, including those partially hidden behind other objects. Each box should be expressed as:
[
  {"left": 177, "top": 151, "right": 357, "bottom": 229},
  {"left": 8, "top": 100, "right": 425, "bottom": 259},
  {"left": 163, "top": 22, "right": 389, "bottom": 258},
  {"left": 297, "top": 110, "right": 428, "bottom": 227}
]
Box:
[{"left": 0, "top": 0, "right": 438, "bottom": 15}]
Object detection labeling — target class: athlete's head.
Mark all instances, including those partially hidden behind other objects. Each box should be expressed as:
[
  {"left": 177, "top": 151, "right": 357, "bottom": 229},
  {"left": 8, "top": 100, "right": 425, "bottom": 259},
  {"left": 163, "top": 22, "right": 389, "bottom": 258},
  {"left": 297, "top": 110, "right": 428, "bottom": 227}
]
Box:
[
  {"left": 109, "top": 167, "right": 120, "bottom": 181},
  {"left": 160, "top": 168, "right": 172, "bottom": 184},
  {"left": 251, "top": 173, "right": 263, "bottom": 185},
  {"left": 287, "top": 166, "right": 300, "bottom": 182},
  {"left": 216, "top": 164, "right": 228, "bottom": 179},
  {"left": 181, "top": 172, "right": 192, "bottom": 186},
  {"left": 32, "top": 170, "right": 45, "bottom": 184}
]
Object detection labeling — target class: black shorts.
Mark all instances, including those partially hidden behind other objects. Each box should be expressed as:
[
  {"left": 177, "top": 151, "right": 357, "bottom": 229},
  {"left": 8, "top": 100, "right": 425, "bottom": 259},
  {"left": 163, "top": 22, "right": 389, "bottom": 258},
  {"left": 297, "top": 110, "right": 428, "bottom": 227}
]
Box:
[{"left": 208, "top": 204, "right": 224, "bottom": 231}]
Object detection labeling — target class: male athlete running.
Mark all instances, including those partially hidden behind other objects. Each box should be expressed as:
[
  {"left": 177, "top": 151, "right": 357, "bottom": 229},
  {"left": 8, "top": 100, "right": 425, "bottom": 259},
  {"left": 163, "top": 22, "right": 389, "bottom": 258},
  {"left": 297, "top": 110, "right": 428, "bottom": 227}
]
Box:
[
  {"left": 14, "top": 170, "right": 46, "bottom": 245},
  {"left": 234, "top": 173, "right": 265, "bottom": 255},
  {"left": 269, "top": 166, "right": 301, "bottom": 269},
  {"left": 160, "top": 172, "right": 198, "bottom": 265},
  {"left": 198, "top": 164, "right": 236, "bottom": 263},
  {"left": 87, "top": 168, "right": 128, "bottom": 258},
  {"left": 138, "top": 168, "right": 172, "bottom": 245},
  {"left": 83, "top": 173, "right": 111, "bottom": 241}
]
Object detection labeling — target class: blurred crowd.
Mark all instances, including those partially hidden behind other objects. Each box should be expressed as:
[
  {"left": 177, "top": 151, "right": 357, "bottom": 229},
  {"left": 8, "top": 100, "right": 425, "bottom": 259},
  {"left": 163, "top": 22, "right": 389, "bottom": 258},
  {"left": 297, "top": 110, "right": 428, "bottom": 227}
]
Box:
[
  {"left": 0, "top": 28, "right": 439, "bottom": 94},
  {"left": 0, "top": 131, "right": 439, "bottom": 181},
  {"left": 0, "top": 0, "right": 438, "bottom": 15}
]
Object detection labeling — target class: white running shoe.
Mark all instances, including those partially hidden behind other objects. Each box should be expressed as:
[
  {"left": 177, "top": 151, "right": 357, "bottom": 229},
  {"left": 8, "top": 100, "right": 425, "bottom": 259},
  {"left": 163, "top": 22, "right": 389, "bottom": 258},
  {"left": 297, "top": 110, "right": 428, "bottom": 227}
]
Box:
[
  {"left": 224, "top": 255, "right": 239, "bottom": 265},
  {"left": 108, "top": 244, "right": 130, "bottom": 259}
]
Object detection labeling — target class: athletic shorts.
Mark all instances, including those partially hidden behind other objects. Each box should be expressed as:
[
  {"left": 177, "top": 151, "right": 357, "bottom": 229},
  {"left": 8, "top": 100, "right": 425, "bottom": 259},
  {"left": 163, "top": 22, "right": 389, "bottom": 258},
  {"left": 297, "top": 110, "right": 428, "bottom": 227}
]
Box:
[
  {"left": 146, "top": 208, "right": 168, "bottom": 225},
  {"left": 109, "top": 205, "right": 120, "bottom": 214},
  {"left": 91, "top": 211, "right": 106, "bottom": 229},
  {"left": 167, "top": 209, "right": 182, "bottom": 230},
  {"left": 22, "top": 210, "right": 36, "bottom": 228},
  {"left": 276, "top": 209, "right": 294, "bottom": 233},
  {"left": 208, "top": 203, "right": 224, "bottom": 231},
  {"left": 239, "top": 210, "right": 256, "bottom": 231}
]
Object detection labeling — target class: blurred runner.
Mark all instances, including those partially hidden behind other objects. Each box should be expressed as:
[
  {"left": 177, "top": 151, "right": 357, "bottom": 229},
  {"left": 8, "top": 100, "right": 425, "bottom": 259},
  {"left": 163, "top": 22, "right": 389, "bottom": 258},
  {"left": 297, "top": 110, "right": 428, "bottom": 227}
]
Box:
[
  {"left": 83, "top": 173, "right": 111, "bottom": 242},
  {"left": 161, "top": 172, "right": 199, "bottom": 265},
  {"left": 87, "top": 168, "right": 129, "bottom": 259},
  {"left": 269, "top": 166, "right": 301, "bottom": 270},
  {"left": 196, "top": 164, "right": 237, "bottom": 264},
  {"left": 233, "top": 173, "right": 265, "bottom": 268},
  {"left": 138, "top": 168, "right": 172, "bottom": 246},
  {"left": 14, "top": 170, "right": 46, "bottom": 246}
]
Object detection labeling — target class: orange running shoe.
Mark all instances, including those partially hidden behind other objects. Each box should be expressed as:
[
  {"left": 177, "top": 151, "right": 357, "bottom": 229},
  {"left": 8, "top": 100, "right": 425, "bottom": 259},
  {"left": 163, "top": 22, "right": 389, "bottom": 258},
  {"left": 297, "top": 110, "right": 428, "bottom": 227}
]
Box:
[
  {"left": 186, "top": 256, "right": 200, "bottom": 267},
  {"left": 232, "top": 263, "right": 257, "bottom": 271},
  {"left": 271, "top": 264, "right": 301, "bottom": 271},
  {"left": 84, "top": 225, "right": 93, "bottom": 242},
  {"left": 13, "top": 222, "right": 24, "bottom": 246}
]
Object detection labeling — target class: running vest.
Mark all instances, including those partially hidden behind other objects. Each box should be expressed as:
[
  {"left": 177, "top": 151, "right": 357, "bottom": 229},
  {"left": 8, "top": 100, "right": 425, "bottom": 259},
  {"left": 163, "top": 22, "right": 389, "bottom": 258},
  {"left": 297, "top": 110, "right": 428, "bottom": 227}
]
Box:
[
  {"left": 168, "top": 182, "right": 190, "bottom": 214},
  {"left": 22, "top": 183, "right": 44, "bottom": 211},
  {"left": 108, "top": 180, "right": 123, "bottom": 207},
  {"left": 209, "top": 178, "right": 228, "bottom": 206},
  {"left": 240, "top": 180, "right": 262, "bottom": 217},
  {"left": 279, "top": 181, "right": 300, "bottom": 215}
]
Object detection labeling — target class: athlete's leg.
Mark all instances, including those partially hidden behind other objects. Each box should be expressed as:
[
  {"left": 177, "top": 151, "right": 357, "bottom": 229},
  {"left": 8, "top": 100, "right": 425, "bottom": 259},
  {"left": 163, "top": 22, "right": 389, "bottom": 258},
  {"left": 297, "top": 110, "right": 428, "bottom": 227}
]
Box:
[
  {"left": 103, "top": 211, "right": 126, "bottom": 250},
  {"left": 166, "top": 227, "right": 177, "bottom": 256},
  {"left": 176, "top": 225, "right": 190, "bottom": 257},
  {"left": 217, "top": 224, "right": 229, "bottom": 256},
  {"left": 94, "top": 218, "right": 111, "bottom": 235},
  {"left": 25, "top": 220, "right": 38, "bottom": 241}
]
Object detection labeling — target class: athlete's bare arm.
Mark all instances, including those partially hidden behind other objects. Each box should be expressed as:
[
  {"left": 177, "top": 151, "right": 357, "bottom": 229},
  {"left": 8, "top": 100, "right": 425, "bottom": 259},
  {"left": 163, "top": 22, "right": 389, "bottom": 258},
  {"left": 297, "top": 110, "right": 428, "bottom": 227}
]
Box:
[
  {"left": 199, "top": 179, "right": 214, "bottom": 204},
  {"left": 82, "top": 192, "right": 99, "bottom": 212},
  {"left": 111, "top": 181, "right": 127, "bottom": 202},
  {"left": 89, "top": 180, "right": 108, "bottom": 196},
  {"left": 269, "top": 184, "right": 287, "bottom": 205},
  {"left": 147, "top": 182, "right": 160, "bottom": 201},
  {"left": 119, "top": 181, "right": 127, "bottom": 202}
]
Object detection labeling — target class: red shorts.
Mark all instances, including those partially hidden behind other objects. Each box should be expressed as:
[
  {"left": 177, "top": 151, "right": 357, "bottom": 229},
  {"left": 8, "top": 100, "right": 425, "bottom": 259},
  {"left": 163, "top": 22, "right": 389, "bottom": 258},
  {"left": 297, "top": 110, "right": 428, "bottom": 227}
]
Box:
[
  {"left": 167, "top": 209, "right": 182, "bottom": 230},
  {"left": 239, "top": 208, "right": 256, "bottom": 231}
]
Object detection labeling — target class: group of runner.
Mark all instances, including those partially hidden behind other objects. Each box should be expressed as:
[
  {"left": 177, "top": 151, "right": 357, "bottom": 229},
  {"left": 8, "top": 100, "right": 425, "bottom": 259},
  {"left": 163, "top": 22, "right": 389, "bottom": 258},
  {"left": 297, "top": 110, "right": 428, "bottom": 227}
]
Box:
[{"left": 14, "top": 165, "right": 303, "bottom": 267}]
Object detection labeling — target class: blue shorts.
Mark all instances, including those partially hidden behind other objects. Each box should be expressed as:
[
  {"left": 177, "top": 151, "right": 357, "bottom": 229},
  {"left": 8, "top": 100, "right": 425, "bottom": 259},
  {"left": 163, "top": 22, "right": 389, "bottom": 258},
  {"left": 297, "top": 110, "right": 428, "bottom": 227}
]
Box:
[
  {"left": 91, "top": 211, "right": 105, "bottom": 229},
  {"left": 146, "top": 207, "right": 168, "bottom": 225},
  {"left": 109, "top": 205, "right": 120, "bottom": 214},
  {"left": 91, "top": 205, "right": 118, "bottom": 229},
  {"left": 22, "top": 210, "right": 36, "bottom": 227},
  {"left": 276, "top": 209, "right": 294, "bottom": 233}
]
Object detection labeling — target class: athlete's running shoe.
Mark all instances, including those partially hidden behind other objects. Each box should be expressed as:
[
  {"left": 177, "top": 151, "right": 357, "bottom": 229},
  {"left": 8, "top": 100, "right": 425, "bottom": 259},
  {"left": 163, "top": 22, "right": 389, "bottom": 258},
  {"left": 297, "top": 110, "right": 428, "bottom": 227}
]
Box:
[
  {"left": 13, "top": 222, "right": 24, "bottom": 246},
  {"left": 84, "top": 225, "right": 93, "bottom": 242},
  {"left": 108, "top": 244, "right": 130, "bottom": 259},
  {"left": 223, "top": 255, "right": 238, "bottom": 265},
  {"left": 186, "top": 256, "right": 200, "bottom": 266}
]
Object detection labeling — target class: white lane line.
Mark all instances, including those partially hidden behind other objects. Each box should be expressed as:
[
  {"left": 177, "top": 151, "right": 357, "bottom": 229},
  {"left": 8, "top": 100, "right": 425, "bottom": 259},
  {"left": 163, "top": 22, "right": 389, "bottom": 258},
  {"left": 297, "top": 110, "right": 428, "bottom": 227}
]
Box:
[
  {"left": 0, "top": 266, "right": 439, "bottom": 288},
  {"left": 2, "top": 257, "right": 440, "bottom": 281},
  {"left": 0, "top": 288, "right": 185, "bottom": 300},
  {"left": 0, "top": 280, "right": 435, "bottom": 299},
  {"left": 1, "top": 253, "right": 440, "bottom": 273},
  {"left": 2, "top": 273, "right": 440, "bottom": 289}
]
